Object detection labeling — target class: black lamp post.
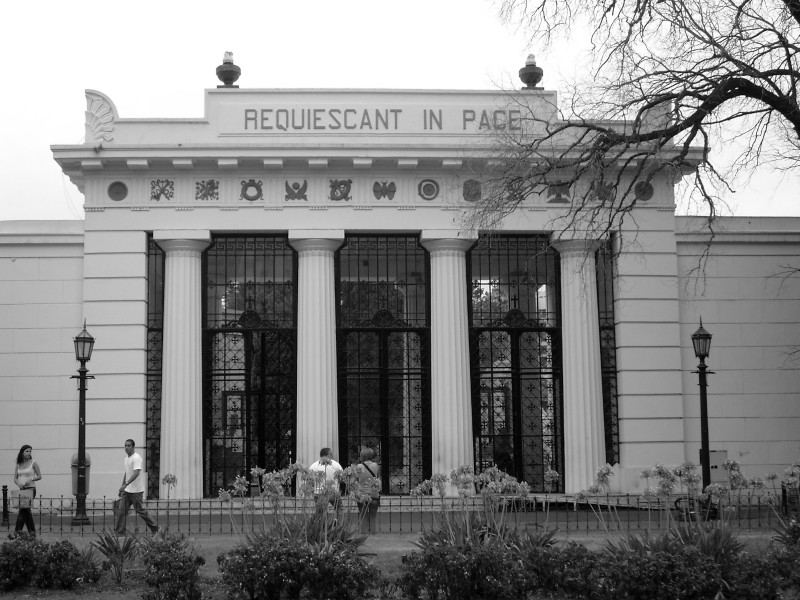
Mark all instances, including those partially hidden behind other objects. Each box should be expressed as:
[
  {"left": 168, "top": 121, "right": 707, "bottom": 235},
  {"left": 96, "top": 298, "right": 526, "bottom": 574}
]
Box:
[
  {"left": 71, "top": 321, "right": 95, "bottom": 526},
  {"left": 691, "top": 319, "right": 713, "bottom": 490}
]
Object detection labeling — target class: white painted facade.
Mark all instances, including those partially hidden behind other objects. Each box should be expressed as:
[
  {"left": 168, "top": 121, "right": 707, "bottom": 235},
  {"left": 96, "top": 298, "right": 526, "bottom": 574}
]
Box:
[{"left": 0, "top": 83, "right": 798, "bottom": 499}]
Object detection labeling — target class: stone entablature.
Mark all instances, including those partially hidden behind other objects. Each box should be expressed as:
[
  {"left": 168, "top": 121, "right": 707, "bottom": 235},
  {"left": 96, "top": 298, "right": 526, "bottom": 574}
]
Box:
[{"left": 54, "top": 88, "right": 693, "bottom": 215}]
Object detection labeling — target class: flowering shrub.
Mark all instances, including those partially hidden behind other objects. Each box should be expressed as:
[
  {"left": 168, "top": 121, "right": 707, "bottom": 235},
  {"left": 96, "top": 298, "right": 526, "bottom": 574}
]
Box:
[
  {"left": 596, "top": 546, "right": 724, "bottom": 600},
  {"left": 0, "top": 534, "right": 46, "bottom": 591},
  {"left": 303, "top": 541, "right": 378, "bottom": 600},
  {"left": 217, "top": 534, "right": 309, "bottom": 600},
  {"left": 724, "top": 551, "right": 784, "bottom": 600},
  {"left": 140, "top": 532, "right": 205, "bottom": 600},
  {"left": 0, "top": 536, "right": 96, "bottom": 592},
  {"left": 217, "top": 534, "right": 376, "bottom": 600},
  {"left": 34, "top": 539, "right": 93, "bottom": 590},
  {"left": 400, "top": 541, "right": 525, "bottom": 600}
]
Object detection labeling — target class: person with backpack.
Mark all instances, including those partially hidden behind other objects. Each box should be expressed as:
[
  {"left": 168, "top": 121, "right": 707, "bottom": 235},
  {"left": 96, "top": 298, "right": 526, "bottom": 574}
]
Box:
[{"left": 355, "top": 447, "right": 381, "bottom": 533}]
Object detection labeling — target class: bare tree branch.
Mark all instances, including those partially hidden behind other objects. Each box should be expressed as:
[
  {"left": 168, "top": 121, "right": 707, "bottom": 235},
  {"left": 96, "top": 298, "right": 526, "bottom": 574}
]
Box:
[{"left": 481, "top": 0, "right": 799, "bottom": 242}]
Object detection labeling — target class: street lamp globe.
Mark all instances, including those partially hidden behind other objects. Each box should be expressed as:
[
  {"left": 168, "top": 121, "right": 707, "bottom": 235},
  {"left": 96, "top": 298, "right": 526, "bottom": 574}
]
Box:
[
  {"left": 691, "top": 319, "right": 712, "bottom": 360},
  {"left": 73, "top": 321, "right": 95, "bottom": 363}
]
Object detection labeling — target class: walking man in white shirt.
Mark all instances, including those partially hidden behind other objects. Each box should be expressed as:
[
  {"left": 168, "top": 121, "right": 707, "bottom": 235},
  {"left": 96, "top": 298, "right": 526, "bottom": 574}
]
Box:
[{"left": 114, "top": 439, "right": 159, "bottom": 536}]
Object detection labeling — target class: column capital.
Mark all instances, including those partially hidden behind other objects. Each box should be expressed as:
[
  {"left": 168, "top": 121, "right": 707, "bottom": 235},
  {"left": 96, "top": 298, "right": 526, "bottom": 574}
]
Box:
[
  {"left": 419, "top": 232, "right": 477, "bottom": 254},
  {"left": 550, "top": 237, "right": 602, "bottom": 257},
  {"left": 155, "top": 238, "right": 211, "bottom": 254},
  {"left": 288, "top": 231, "right": 345, "bottom": 254},
  {"left": 154, "top": 231, "right": 211, "bottom": 255},
  {"left": 153, "top": 230, "right": 211, "bottom": 243}
]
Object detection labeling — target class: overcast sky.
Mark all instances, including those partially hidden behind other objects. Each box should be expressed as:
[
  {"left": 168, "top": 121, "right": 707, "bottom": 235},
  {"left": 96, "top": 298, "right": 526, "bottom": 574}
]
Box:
[{"left": 2, "top": 0, "right": 797, "bottom": 221}]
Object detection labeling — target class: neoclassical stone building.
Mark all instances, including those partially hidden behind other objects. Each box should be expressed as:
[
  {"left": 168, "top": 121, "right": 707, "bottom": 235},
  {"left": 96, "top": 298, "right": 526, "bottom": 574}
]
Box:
[{"left": 1, "top": 63, "right": 798, "bottom": 499}]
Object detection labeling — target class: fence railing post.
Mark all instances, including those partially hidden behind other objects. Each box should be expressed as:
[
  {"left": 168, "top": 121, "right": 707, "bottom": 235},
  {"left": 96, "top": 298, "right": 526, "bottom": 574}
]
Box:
[{"left": 1, "top": 485, "right": 8, "bottom": 527}]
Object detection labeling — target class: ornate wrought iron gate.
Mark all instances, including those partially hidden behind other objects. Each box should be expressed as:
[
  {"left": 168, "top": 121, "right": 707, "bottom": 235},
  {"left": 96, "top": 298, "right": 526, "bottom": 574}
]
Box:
[
  {"left": 336, "top": 236, "right": 431, "bottom": 494},
  {"left": 145, "top": 237, "right": 164, "bottom": 498},
  {"left": 202, "top": 236, "right": 297, "bottom": 496},
  {"left": 468, "top": 235, "right": 564, "bottom": 492},
  {"left": 597, "top": 241, "right": 620, "bottom": 465}
]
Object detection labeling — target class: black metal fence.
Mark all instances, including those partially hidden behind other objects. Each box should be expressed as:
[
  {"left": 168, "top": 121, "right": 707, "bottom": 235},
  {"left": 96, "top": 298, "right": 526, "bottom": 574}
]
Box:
[{"left": 2, "top": 488, "right": 795, "bottom": 537}]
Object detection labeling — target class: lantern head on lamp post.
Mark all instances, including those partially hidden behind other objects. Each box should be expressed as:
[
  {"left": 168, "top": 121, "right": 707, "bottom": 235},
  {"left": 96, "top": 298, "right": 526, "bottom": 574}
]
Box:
[
  {"left": 691, "top": 319, "right": 713, "bottom": 491},
  {"left": 71, "top": 321, "right": 95, "bottom": 526}
]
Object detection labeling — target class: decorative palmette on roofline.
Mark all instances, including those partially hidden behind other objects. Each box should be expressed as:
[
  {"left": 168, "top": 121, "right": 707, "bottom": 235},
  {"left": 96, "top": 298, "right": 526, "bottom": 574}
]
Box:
[{"left": 85, "top": 91, "right": 116, "bottom": 144}]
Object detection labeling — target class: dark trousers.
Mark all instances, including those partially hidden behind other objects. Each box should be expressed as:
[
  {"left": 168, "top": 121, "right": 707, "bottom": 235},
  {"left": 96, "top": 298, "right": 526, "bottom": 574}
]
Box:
[
  {"left": 357, "top": 497, "right": 380, "bottom": 533},
  {"left": 115, "top": 491, "right": 158, "bottom": 534},
  {"left": 14, "top": 489, "right": 36, "bottom": 534}
]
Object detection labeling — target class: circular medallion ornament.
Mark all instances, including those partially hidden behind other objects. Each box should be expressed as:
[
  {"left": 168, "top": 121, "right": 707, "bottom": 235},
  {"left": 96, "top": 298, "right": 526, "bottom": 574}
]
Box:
[
  {"left": 462, "top": 179, "right": 482, "bottom": 202},
  {"left": 240, "top": 179, "right": 264, "bottom": 202},
  {"left": 108, "top": 181, "right": 128, "bottom": 201},
  {"left": 634, "top": 181, "right": 654, "bottom": 201},
  {"left": 418, "top": 179, "right": 440, "bottom": 201}
]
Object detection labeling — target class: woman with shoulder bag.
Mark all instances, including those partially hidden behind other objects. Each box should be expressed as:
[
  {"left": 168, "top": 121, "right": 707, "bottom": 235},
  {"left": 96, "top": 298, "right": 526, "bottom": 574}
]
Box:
[
  {"left": 355, "top": 447, "right": 381, "bottom": 533},
  {"left": 10, "top": 444, "right": 42, "bottom": 539}
]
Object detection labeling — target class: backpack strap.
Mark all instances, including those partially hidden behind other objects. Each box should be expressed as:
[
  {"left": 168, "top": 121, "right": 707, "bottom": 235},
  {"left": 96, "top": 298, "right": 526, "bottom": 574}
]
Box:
[{"left": 361, "top": 461, "right": 376, "bottom": 478}]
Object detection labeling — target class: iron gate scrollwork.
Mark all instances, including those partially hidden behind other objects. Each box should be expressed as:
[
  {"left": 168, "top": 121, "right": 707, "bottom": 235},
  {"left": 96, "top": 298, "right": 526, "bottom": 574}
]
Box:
[
  {"left": 203, "top": 236, "right": 297, "bottom": 496},
  {"left": 336, "top": 236, "right": 431, "bottom": 494},
  {"left": 468, "top": 235, "right": 565, "bottom": 492}
]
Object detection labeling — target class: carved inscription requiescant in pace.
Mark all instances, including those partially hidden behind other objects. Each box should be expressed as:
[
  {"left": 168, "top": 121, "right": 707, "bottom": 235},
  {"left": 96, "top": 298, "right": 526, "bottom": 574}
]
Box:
[{"left": 242, "top": 108, "right": 523, "bottom": 132}]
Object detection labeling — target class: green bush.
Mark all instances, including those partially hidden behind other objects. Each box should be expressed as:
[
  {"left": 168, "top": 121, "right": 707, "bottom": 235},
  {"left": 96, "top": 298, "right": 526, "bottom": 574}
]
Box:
[
  {"left": 218, "top": 533, "right": 377, "bottom": 600},
  {"left": 0, "top": 535, "right": 48, "bottom": 591},
  {"left": 217, "top": 534, "right": 311, "bottom": 600},
  {"left": 303, "top": 541, "right": 379, "bottom": 600},
  {"left": 594, "top": 547, "right": 724, "bottom": 600},
  {"left": 515, "top": 542, "right": 599, "bottom": 595},
  {"left": 140, "top": 532, "right": 205, "bottom": 600},
  {"left": 765, "top": 544, "right": 800, "bottom": 593},
  {"left": 671, "top": 521, "right": 744, "bottom": 580},
  {"left": 34, "top": 539, "right": 88, "bottom": 590},
  {"left": 399, "top": 541, "right": 525, "bottom": 600},
  {"left": 544, "top": 542, "right": 600, "bottom": 597},
  {"left": 724, "top": 551, "right": 783, "bottom": 600},
  {"left": 0, "top": 536, "right": 93, "bottom": 592}
]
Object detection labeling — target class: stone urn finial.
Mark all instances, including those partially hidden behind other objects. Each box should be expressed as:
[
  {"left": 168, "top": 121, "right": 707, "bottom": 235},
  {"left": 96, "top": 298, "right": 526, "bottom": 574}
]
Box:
[
  {"left": 216, "top": 51, "right": 241, "bottom": 88},
  {"left": 519, "top": 54, "right": 543, "bottom": 89}
]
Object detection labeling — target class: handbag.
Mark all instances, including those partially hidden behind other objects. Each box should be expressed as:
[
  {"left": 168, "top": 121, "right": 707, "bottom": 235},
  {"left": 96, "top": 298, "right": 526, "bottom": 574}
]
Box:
[
  {"left": 11, "top": 488, "right": 34, "bottom": 509},
  {"left": 112, "top": 498, "right": 124, "bottom": 518}
]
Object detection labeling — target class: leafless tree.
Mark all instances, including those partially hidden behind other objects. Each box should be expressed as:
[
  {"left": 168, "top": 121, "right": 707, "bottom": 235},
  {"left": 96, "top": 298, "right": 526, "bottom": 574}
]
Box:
[{"left": 468, "top": 0, "right": 799, "bottom": 242}]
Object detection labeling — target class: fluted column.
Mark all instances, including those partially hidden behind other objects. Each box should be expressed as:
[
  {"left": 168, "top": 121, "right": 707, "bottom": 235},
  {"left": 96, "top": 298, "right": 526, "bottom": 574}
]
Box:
[
  {"left": 553, "top": 238, "right": 606, "bottom": 493},
  {"left": 420, "top": 236, "right": 476, "bottom": 486},
  {"left": 289, "top": 233, "right": 344, "bottom": 467},
  {"left": 154, "top": 232, "right": 210, "bottom": 499}
]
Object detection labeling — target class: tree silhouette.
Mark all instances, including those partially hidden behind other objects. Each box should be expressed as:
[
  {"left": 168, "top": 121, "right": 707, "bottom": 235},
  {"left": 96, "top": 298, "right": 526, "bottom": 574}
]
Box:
[{"left": 471, "top": 0, "right": 800, "bottom": 240}]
